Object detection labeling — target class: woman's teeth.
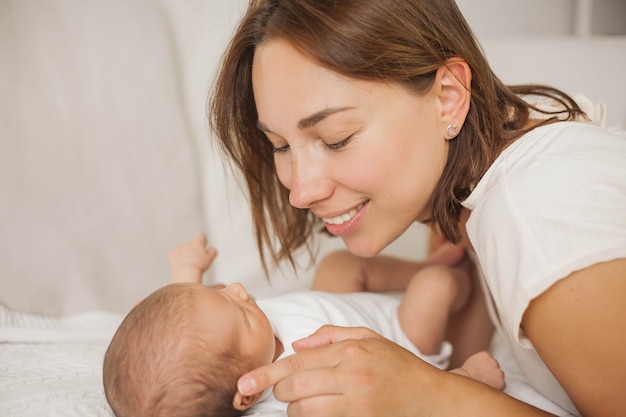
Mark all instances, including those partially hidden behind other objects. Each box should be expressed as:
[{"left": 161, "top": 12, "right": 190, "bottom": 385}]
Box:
[{"left": 322, "top": 203, "right": 364, "bottom": 225}]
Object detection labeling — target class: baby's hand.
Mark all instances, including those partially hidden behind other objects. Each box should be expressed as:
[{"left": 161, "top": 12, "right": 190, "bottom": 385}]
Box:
[{"left": 167, "top": 232, "right": 218, "bottom": 283}]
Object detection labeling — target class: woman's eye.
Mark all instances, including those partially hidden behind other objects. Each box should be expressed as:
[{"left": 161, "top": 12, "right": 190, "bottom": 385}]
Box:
[
  {"left": 323, "top": 134, "right": 355, "bottom": 151},
  {"left": 272, "top": 144, "right": 290, "bottom": 154}
]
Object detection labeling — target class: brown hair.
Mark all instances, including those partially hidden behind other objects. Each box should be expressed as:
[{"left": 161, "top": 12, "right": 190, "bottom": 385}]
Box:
[
  {"left": 209, "top": 0, "right": 584, "bottom": 268},
  {"left": 103, "top": 284, "right": 251, "bottom": 417}
]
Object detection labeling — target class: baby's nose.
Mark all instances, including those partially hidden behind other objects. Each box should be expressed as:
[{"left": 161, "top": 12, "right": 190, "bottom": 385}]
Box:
[{"left": 225, "top": 282, "right": 249, "bottom": 301}]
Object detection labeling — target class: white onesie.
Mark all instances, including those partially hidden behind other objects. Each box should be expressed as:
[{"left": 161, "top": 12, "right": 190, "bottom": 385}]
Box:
[{"left": 247, "top": 291, "right": 452, "bottom": 414}]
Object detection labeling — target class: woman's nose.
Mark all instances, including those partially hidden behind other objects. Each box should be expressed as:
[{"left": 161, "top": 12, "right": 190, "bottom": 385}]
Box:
[{"left": 287, "top": 151, "right": 333, "bottom": 209}]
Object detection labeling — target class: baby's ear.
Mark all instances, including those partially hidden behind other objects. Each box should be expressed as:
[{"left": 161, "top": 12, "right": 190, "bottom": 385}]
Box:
[{"left": 232, "top": 390, "right": 262, "bottom": 411}]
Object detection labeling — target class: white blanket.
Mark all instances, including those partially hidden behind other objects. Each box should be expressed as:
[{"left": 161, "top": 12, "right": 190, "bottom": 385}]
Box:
[
  {"left": 0, "top": 305, "right": 122, "bottom": 417},
  {"left": 0, "top": 303, "right": 571, "bottom": 417}
]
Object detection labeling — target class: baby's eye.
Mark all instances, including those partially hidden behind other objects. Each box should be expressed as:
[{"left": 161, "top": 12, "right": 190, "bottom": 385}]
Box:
[{"left": 272, "top": 144, "right": 290, "bottom": 154}]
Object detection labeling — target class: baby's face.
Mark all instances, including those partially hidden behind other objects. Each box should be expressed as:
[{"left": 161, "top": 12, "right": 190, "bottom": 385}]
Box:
[{"left": 195, "top": 283, "right": 276, "bottom": 367}]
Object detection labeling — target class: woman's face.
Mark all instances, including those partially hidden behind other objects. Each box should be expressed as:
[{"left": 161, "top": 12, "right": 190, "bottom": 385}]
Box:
[{"left": 252, "top": 38, "right": 449, "bottom": 256}]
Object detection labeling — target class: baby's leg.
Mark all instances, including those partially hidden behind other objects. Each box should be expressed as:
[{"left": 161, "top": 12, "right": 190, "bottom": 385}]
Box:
[
  {"left": 443, "top": 254, "right": 494, "bottom": 368},
  {"left": 312, "top": 250, "right": 369, "bottom": 292},
  {"left": 313, "top": 246, "right": 466, "bottom": 293},
  {"left": 397, "top": 265, "right": 471, "bottom": 355}
]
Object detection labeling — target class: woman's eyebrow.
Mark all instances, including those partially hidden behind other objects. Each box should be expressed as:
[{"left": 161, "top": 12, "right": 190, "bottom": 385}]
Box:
[
  {"left": 297, "top": 106, "right": 355, "bottom": 129},
  {"left": 257, "top": 106, "right": 355, "bottom": 133}
]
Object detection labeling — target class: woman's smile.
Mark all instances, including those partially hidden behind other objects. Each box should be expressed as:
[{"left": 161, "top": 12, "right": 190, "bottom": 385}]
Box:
[
  {"left": 321, "top": 201, "right": 368, "bottom": 237},
  {"left": 320, "top": 202, "right": 367, "bottom": 225}
]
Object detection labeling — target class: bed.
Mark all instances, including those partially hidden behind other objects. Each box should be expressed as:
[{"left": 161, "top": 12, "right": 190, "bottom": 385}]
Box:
[
  {"left": 1, "top": 1, "right": 624, "bottom": 416},
  {"left": 0, "top": 305, "right": 121, "bottom": 417},
  {"left": 0, "top": 301, "right": 574, "bottom": 417}
]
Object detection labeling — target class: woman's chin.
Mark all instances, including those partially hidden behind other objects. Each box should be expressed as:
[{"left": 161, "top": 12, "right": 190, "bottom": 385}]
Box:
[{"left": 341, "top": 238, "right": 385, "bottom": 258}]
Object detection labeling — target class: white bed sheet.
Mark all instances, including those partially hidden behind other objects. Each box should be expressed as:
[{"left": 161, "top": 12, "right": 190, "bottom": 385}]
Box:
[
  {"left": 0, "top": 303, "right": 572, "bottom": 417},
  {"left": 0, "top": 305, "right": 121, "bottom": 417}
]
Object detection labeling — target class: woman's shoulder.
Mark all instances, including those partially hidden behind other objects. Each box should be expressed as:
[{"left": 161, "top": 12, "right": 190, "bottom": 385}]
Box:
[
  {"left": 466, "top": 121, "right": 626, "bottom": 209},
  {"left": 513, "top": 120, "right": 625, "bottom": 161},
  {"left": 465, "top": 120, "right": 626, "bottom": 354},
  {"left": 506, "top": 91, "right": 623, "bottom": 165}
]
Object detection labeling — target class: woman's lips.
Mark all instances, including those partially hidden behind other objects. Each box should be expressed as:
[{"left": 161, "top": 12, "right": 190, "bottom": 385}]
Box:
[
  {"left": 321, "top": 202, "right": 365, "bottom": 225},
  {"left": 321, "top": 202, "right": 368, "bottom": 236}
]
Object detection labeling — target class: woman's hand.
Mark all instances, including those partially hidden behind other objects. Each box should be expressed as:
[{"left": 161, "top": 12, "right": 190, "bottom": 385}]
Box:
[
  {"left": 237, "top": 325, "right": 553, "bottom": 417},
  {"left": 236, "top": 325, "right": 442, "bottom": 417}
]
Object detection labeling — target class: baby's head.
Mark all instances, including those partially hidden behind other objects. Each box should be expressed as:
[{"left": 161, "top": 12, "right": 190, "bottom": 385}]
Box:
[{"left": 103, "top": 282, "right": 277, "bottom": 417}]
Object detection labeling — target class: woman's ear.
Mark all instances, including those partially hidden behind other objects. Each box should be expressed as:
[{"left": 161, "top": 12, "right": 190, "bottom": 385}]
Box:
[
  {"left": 232, "top": 390, "right": 263, "bottom": 411},
  {"left": 436, "top": 58, "right": 472, "bottom": 137}
]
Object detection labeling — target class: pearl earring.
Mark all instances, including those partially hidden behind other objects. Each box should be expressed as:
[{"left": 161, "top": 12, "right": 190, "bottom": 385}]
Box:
[{"left": 446, "top": 124, "right": 458, "bottom": 138}]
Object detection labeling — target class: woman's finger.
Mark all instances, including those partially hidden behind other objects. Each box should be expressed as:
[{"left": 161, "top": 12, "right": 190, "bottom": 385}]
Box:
[
  {"left": 273, "top": 367, "right": 342, "bottom": 402},
  {"left": 236, "top": 349, "right": 323, "bottom": 396},
  {"left": 286, "top": 391, "right": 350, "bottom": 417},
  {"left": 278, "top": 336, "right": 431, "bottom": 417},
  {"left": 292, "top": 324, "right": 381, "bottom": 351},
  {"left": 237, "top": 330, "right": 354, "bottom": 396}
]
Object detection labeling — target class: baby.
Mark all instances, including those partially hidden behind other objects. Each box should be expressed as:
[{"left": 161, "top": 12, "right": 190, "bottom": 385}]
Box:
[{"left": 103, "top": 233, "right": 504, "bottom": 417}]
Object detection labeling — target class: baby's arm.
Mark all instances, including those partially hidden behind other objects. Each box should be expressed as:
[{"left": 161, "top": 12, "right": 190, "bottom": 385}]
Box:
[
  {"left": 167, "top": 232, "right": 217, "bottom": 283},
  {"left": 450, "top": 350, "right": 505, "bottom": 391}
]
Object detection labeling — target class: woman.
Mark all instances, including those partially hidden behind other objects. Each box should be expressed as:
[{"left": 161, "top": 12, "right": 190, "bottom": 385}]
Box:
[{"left": 209, "top": 0, "right": 626, "bottom": 416}]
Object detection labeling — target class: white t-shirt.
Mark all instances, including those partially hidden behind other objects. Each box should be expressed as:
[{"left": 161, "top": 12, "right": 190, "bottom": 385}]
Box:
[
  {"left": 247, "top": 291, "right": 452, "bottom": 414},
  {"left": 463, "top": 121, "right": 626, "bottom": 415}
]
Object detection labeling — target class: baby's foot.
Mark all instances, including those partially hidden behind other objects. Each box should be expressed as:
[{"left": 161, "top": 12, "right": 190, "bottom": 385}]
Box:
[{"left": 458, "top": 350, "right": 506, "bottom": 390}]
